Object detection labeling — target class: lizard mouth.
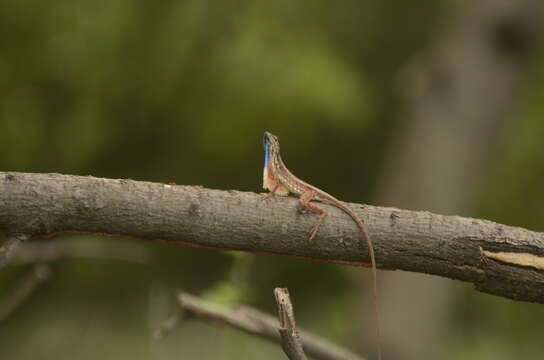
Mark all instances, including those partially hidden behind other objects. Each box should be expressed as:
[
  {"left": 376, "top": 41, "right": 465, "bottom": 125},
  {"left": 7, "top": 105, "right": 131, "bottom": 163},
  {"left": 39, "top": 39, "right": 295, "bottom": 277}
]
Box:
[{"left": 263, "top": 131, "right": 273, "bottom": 150}]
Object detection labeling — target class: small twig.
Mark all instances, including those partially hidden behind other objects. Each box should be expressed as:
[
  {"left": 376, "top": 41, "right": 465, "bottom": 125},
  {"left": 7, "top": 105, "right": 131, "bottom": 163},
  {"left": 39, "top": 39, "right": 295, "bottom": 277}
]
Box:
[
  {"left": 154, "top": 308, "right": 183, "bottom": 339},
  {"left": 0, "top": 264, "right": 52, "bottom": 322},
  {"left": 175, "top": 292, "right": 366, "bottom": 360},
  {"left": 274, "top": 288, "right": 307, "bottom": 360},
  {"left": 0, "top": 234, "right": 29, "bottom": 269},
  {"left": 9, "top": 237, "right": 155, "bottom": 266}
]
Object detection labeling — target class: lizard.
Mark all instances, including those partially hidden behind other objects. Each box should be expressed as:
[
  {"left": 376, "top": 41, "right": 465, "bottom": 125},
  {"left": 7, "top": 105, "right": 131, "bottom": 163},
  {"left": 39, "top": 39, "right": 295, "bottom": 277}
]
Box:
[{"left": 262, "top": 131, "right": 381, "bottom": 360}]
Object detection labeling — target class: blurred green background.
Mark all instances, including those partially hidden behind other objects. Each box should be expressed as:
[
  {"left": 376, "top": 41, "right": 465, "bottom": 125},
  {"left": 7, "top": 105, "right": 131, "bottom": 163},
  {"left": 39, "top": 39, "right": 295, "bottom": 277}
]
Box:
[{"left": 1, "top": 1, "right": 543, "bottom": 359}]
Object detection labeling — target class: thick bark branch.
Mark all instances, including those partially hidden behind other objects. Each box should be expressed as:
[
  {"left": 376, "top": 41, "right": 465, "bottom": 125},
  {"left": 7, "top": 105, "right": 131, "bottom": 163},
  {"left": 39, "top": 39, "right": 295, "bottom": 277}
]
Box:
[{"left": 1, "top": 172, "right": 543, "bottom": 303}]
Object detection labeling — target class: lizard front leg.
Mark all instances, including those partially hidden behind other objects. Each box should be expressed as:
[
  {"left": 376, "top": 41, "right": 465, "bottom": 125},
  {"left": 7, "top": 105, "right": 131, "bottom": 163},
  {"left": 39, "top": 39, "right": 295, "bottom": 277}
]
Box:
[
  {"left": 261, "top": 184, "right": 279, "bottom": 200},
  {"left": 299, "top": 190, "right": 326, "bottom": 241}
]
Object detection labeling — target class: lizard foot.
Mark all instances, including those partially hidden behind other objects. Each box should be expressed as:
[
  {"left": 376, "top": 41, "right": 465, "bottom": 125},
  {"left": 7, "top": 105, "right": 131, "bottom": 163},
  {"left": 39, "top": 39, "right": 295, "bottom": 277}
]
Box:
[
  {"left": 260, "top": 192, "right": 273, "bottom": 200},
  {"left": 297, "top": 205, "right": 311, "bottom": 214}
]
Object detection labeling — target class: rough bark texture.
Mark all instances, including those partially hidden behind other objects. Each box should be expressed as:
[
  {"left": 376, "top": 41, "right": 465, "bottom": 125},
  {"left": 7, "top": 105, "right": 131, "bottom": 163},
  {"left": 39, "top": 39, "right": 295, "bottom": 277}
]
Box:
[{"left": 1, "top": 172, "right": 544, "bottom": 302}]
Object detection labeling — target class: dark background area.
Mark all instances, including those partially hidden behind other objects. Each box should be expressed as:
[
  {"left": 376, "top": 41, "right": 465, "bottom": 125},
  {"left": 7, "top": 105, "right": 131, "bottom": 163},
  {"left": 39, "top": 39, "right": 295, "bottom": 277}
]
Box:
[{"left": 1, "top": 1, "right": 543, "bottom": 359}]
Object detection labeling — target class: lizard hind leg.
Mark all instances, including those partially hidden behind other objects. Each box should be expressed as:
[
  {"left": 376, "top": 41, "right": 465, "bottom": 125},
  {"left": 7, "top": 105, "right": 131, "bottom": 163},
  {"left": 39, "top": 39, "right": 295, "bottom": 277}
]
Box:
[{"left": 299, "top": 190, "right": 326, "bottom": 241}]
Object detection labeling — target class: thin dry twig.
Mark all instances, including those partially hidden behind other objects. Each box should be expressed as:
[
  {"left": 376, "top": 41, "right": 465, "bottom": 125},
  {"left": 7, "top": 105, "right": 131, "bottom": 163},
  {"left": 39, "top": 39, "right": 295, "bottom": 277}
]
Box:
[
  {"left": 0, "top": 264, "right": 52, "bottom": 322},
  {"left": 0, "top": 237, "right": 153, "bottom": 323},
  {"left": 274, "top": 288, "right": 307, "bottom": 360},
  {"left": 9, "top": 237, "right": 155, "bottom": 266},
  {"left": 174, "top": 292, "right": 366, "bottom": 360},
  {"left": 0, "top": 234, "right": 29, "bottom": 269},
  {"left": 154, "top": 308, "right": 183, "bottom": 339}
]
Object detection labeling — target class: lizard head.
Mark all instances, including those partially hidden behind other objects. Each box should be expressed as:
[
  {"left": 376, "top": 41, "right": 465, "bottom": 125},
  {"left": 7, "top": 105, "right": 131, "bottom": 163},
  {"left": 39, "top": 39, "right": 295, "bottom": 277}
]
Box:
[
  {"left": 262, "top": 131, "right": 289, "bottom": 195},
  {"left": 263, "top": 131, "right": 284, "bottom": 192},
  {"left": 263, "top": 131, "right": 280, "bottom": 167},
  {"left": 263, "top": 131, "right": 280, "bottom": 151}
]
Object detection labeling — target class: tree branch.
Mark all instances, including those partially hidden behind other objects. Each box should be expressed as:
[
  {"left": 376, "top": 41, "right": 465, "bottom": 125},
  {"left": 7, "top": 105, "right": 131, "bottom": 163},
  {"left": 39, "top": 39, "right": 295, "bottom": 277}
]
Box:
[
  {"left": 8, "top": 237, "right": 155, "bottom": 266},
  {"left": 1, "top": 172, "right": 543, "bottom": 302},
  {"left": 274, "top": 288, "right": 307, "bottom": 360},
  {"left": 177, "top": 292, "right": 365, "bottom": 360},
  {"left": 0, "top": 233, "right": 29, "bottom": 269},
  {"left": 0, "top": 264, "right": 51, "bottom": 322}
]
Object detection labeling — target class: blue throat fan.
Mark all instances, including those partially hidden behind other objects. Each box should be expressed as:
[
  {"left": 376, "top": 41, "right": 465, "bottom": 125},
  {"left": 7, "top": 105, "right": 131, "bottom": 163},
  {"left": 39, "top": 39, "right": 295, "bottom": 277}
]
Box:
[
  {"left": 264, "top": 139, "right": 270, "bottom": 170},
  {"left": 262, "top": 137, "right": 271, "bottom": 190}
]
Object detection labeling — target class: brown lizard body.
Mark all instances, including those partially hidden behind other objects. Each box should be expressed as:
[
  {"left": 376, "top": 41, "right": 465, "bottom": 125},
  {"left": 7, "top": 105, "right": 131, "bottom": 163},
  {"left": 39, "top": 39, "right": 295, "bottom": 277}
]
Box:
[{"left": 262, "top": 131, "right": 381, "bottom": 360}]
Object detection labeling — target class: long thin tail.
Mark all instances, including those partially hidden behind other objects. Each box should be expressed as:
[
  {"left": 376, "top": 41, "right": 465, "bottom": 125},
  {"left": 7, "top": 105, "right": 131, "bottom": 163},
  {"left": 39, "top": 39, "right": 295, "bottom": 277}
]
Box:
[{"left": 339, "top": 204, "right": 382, "bottom": 360}]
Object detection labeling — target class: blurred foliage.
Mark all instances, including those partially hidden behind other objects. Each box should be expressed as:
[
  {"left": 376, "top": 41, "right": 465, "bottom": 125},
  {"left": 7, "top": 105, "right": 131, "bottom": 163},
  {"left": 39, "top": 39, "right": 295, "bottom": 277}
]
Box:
[
  {"left": 479, "top": 62, "right": 544, "bottom": 232},
  {"left": 0, "top": 0, "right": 543, "bottom": 359}
]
